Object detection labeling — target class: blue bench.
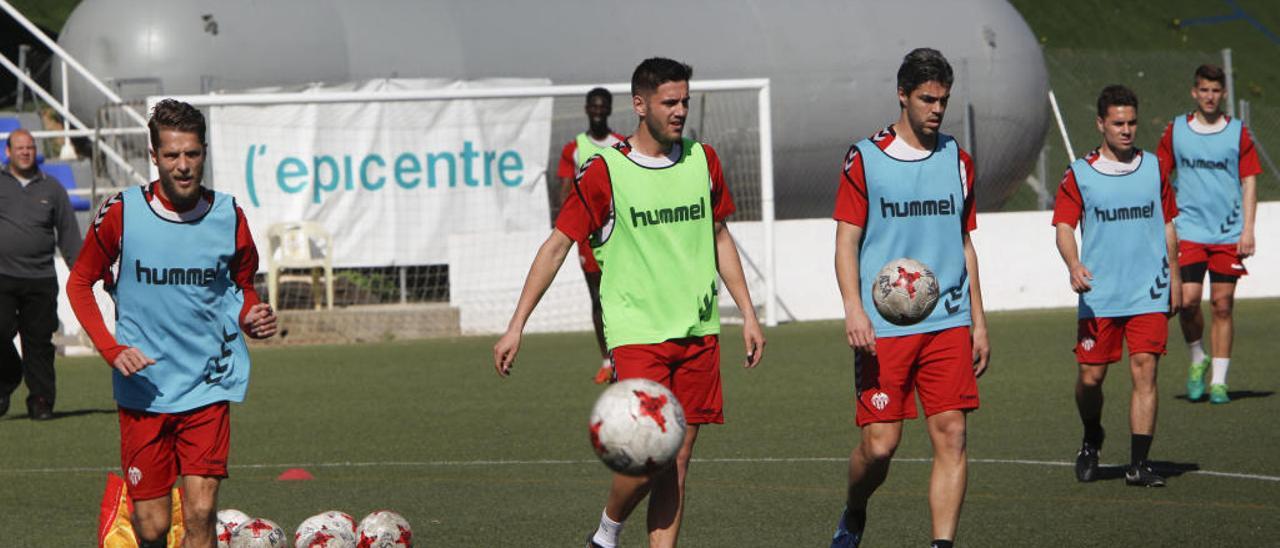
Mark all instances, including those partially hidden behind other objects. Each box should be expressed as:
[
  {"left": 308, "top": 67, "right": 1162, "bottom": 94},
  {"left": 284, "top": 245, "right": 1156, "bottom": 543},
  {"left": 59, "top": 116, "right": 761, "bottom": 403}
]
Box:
[
  {"left": 0, "top": 117, "right": 20, "bottom": 166},
  {"left": 40, "top": 163, "right": 91, "bottom": 211}
]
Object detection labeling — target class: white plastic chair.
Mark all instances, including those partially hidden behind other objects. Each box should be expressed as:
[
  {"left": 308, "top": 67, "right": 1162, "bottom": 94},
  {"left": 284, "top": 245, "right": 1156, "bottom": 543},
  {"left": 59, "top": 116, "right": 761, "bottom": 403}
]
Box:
[{"left": 266, "top": 222, "right": 334, "bottom": 310}]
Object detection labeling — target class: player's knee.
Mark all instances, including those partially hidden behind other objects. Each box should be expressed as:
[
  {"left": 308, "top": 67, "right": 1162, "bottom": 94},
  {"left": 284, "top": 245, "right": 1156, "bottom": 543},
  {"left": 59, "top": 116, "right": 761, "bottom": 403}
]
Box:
[
  {"left": 1211, "top": 297, "right": 1233, "bottom": 318},
  {"left": 132, "top": 517, "right": 170, "bottom": 545},
  {"left": 1078, "top": 368, "right": 1105, "bottom": 387},
  {"left": 183, "top": 499, "right": 217, "bottom": 531},
  {"left": 860, "top": 434, "right": 900, "bottom": 462}
]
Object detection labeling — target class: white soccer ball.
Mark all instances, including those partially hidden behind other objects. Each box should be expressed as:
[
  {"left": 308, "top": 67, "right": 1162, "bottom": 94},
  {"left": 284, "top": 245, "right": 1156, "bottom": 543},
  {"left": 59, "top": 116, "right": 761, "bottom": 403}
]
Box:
[
  {"left": 230, "top": 517, "right": 288, "bottom": 548},
  {"left": 872, "top": 257, "right": 940, "bottom": 326},
  {"left": 218, "top": 509, "right": 252, "bottom": 548},
  {"left": 588, "top": 378, "right": 687, "bottom": 476},
  {"left": 355, "top": 511, "right": 413, "bottom": 547},
  {"left": 295, "top": 511, "right": 357, "bottom": 548}
]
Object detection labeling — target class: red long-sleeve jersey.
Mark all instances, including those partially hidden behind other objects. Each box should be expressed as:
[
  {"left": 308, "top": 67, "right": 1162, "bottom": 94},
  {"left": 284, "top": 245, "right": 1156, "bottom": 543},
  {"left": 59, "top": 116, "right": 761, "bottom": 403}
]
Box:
[{"left": 66, "top": 182, "right": 262, "bottom": 365}]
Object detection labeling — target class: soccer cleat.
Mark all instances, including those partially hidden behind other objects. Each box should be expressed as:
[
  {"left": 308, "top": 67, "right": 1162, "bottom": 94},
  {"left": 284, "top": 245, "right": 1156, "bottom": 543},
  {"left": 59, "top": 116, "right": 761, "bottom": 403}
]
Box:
[
  {"left": 0, "top": 392, "right": 9, "bottom": 417},
  {"left": 585, "top": 534, "right": 606, "bottom": 548},
  {"left": 1074, "top": 442, "right": 1101, "bottom": 483},
  {"left": 830, "top": 507, "right": 864, "bottom": 548},
  {"left": 27, "top": 396, "right": 53, "bottom": 421},
  {"left": 1186, "top": 358, "right": 1209, "bottom": 401},
  {"left": 593, "top": 365, "right": 614, "bottom": 385},
  {"left": 1209, "top": 384, "right": 1230, "bottom": 404},
  {"left": 1125, "top": 462, "right": 1166, "bottom": 487}
]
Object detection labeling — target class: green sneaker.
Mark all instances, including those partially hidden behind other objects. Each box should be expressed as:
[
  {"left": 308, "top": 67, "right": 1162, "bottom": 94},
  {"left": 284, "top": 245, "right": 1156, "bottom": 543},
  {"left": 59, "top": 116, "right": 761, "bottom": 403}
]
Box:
[
  {"left": 1187, "top": 358, "right": 1209, "bottom": 401},
  {"left": 1209, "top": 384, "right": 1230, "bottom": 404}
]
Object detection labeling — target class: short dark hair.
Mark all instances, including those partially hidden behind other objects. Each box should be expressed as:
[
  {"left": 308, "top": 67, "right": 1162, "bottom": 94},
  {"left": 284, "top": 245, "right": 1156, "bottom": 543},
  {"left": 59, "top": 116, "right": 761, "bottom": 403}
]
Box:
[
  {"left": 1194, "top": 64, "right": 1226, "bottom": 86},
  {"left": 148, "top": 99, "right": 206, "bottom": 149},
  {"left": 586, "top": 87, "right": 612, "bottom": 104},
  {"left": 1096, "top": 84, "right": 1139, "bottom": 119},
  {"left": 631, "top": 57, "right": 693, "bottom": 97},
  {"left": 897, "top": 48, "right": 954, "bottom": 96}
]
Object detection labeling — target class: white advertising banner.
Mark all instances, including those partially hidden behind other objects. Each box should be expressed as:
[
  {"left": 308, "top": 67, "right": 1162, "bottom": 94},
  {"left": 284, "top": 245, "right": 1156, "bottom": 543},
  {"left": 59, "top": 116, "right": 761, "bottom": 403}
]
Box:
[{"left": 207, "top": 78, "right": 553, "bottom": 267}]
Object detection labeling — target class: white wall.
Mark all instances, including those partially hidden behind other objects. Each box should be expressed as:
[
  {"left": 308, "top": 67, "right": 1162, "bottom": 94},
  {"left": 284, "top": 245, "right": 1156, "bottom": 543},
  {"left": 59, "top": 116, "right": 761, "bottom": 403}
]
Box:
[{"left": 53, "top": 203, "right": 1280, "bottom": 345}]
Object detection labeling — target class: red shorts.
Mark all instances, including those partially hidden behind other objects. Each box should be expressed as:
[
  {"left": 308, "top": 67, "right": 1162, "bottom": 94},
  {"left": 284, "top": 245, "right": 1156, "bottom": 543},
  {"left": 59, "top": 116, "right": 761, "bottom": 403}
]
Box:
[
  {"left": 1075, "top": 313, "right": 1168, "bottom": 365},
  {"left": 611, "top": 335, "right": 723, "bottom": 424},
  {"left": 1178, "top": 240, "right": 1247, "bottom": 277},
  {"left": 118, "top": 402, "right": 230, "bottom": 500},
  {"left": 854, "top": 326, "right": 978, "bottom": 427},
  {"left": 577, "top": 240, "right": 600, "bottom": 273}
]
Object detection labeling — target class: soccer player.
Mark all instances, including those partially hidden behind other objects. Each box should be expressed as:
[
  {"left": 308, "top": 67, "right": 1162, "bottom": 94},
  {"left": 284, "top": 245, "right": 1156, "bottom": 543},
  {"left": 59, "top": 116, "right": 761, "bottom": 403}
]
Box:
[
  {"left": 493, "top": 57, "right": 765, "bottom": 548},
  {"left": 1053, "top": 85, "right": 1180, "bottom": 488},
  {"left": 67, "top": 99, "right": 277, "bottom": 547},
  {"left": 1156, "top": 64, "right": 1261, "bottom": 404},
  {"left": 556, "top": 87, "right": 627, "bottom": 384},
  {"left": 831, "top": 48, "right": 989, "bottom": 548}
]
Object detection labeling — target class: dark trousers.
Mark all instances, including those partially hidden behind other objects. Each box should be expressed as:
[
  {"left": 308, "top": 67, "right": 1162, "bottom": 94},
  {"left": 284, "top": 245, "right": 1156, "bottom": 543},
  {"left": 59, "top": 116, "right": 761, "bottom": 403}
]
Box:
[{"left": 0, "top": 275, "right": 59, "bottom": 407}]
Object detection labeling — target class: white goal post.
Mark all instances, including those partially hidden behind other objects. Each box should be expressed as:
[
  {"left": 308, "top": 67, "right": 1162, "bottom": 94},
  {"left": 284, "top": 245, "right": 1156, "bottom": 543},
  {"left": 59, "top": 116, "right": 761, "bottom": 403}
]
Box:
[{"left": 152, "top": 78, "right": 779, "bottom": 334}]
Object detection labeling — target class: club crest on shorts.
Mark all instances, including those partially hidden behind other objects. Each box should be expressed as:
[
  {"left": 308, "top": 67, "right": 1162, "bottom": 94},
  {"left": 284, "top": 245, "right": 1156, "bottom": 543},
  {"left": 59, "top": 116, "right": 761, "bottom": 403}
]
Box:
[
  {"left": 870, "top": 391, "right": 890, "bottom": 411},
  {"left": 127, "top": 466, "right": 142, "bottom": 486},
  {"left": 1081, "top": 337, "right": 1095, "bottom": 351}
]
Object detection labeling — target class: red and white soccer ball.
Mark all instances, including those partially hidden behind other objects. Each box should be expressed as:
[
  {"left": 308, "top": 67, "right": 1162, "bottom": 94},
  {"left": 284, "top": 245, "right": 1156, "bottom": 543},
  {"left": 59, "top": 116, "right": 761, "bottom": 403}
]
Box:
[
  {"left": 295, "top": 510, "right": 358, "bottom": 548},
  {"left": 229, "top": 517, "right": 288, "bottom": 548},
  {"left": 872, "top": 257, "right": 940, "bottom": 326},
  {"left": 218, "top": 509, "right": 252, "bottom": 548},
  {"left": 355, "top": 510, "right": 413, "bottom": 547},
  {"left": 588, "top": 378, "right": 687, "bottom": 476}
]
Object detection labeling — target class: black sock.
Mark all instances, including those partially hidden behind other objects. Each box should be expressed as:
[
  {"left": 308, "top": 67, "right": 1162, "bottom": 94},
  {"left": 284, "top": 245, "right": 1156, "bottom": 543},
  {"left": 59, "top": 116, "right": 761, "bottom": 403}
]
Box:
[
  {"left": 846, "top": 507, "right": 866, "bottom": 533},
  {"left": 1082, "top": 418, "right": 1104, "bottom": 447},
  {"left": 1131, "top": 434, "right": 1153, "bottom": 466},
  {"left": 931, "top": 540, "right": 954, "bottom": 548}
]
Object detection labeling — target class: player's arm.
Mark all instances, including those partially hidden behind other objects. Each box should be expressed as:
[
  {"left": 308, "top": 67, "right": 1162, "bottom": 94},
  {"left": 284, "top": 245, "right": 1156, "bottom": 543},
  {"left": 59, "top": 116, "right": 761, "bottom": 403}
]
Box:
[
  {"left": 65, "top": 197, "right": 154, "bottom": 376},
  {"left": 1239, "top": 174, "right": 1257, "bottom": 257},
  {"left": 492, "top": 229, "right": 575, "bottom": 376},
  {"left": 835, "top": 221, "right": 875, "bottom": 354},
  {"left": 957, "top": 149, "right": 989, "bottom": 375},
  {"left": 1052, "top": 169, "right": 1091, "bottom": 293},
  {"left": 714, "top": 222, "right": 764, "bottom": 368},
  {"left": 963, "top": 233, "right": 989, "bottom": 377},
  {"left": 1054, "top": 224, "right": 1090, "bottom": 293},
  {"left": 231, "top": 205, "right": 276, "bottom": 339},
  {"left": 1165, "top": 221, "right": 1182, "bottom": 317}
]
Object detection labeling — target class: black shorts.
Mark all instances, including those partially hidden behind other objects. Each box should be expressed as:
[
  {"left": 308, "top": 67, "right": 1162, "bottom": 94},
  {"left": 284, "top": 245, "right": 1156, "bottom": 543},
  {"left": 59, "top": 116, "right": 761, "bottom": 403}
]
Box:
[{"left": 1179, "top": 262, "right": 1239, "bottom": 285}]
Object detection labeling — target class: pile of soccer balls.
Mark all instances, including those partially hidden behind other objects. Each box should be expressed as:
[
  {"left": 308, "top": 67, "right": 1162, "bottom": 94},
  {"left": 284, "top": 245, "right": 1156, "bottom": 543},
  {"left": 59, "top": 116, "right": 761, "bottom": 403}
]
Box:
[{"left": 217, "top": 508, "right": 413, "bottom": 548}]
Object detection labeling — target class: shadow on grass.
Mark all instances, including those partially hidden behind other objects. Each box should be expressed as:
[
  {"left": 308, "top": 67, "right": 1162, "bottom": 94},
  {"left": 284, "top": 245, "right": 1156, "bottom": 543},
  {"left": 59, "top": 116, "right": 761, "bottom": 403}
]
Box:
[
  {"left": 1175, "top": 390, "right": 1274, "bottom": 403},
  {"left": 1090, "top": 461, "right": 1200, "bottom": 481},
  {"left": 45, "top": 408, "right": 117, "bottom": 420}
]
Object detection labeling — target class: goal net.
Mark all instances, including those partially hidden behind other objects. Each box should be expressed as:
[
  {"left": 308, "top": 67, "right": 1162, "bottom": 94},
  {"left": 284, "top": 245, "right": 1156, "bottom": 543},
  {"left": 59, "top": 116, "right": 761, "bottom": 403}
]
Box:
[{"left": 153, "top": 78, "right": 776, "bottom": 345}]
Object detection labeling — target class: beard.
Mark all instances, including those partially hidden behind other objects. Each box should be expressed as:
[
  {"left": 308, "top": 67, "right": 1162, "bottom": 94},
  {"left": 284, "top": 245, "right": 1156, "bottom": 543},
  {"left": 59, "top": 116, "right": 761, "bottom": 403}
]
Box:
[{"left": 158, "top": 170, "right": 203, "bottom": 210}]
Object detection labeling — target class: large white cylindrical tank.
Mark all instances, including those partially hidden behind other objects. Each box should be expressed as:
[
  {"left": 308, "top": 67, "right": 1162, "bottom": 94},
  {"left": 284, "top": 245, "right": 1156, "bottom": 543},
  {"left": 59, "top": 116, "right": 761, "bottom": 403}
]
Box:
[{"left": 58, "top": 0, "right": 1048, "bottom": 214}]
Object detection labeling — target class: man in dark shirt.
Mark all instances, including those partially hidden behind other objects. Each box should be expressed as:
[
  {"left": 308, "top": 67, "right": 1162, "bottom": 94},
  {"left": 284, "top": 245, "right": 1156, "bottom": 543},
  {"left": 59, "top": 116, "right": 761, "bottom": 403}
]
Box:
[{"left": 0, "top": 129, "right": 83, "bottom": 420}]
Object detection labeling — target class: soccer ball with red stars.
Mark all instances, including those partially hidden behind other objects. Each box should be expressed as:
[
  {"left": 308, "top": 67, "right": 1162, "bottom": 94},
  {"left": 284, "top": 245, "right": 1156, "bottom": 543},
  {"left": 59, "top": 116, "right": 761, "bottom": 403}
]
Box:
[
  {"left": 588, "top": 378, "right": 687, "bottom": 476},
  {"left": 228, "top": 517, "right": 287, "bottom": 547},
  {"left": 355, "top": 511, "right": 413, "bottom": 547},
  {"left": 295, "top": 510, "right": 358, "bottom": 547},
  {"left": 216, "top": 509, "right": 251, "bottom": 548},
  {"left": 872, "top": 257, "right": 940, "bottom": 326}
]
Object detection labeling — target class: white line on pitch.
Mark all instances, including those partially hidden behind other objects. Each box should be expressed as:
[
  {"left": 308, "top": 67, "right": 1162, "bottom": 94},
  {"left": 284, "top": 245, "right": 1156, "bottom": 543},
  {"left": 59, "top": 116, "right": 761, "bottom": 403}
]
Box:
[{"left": 1, "top": 457, "right": 1277, "bottom": 482}]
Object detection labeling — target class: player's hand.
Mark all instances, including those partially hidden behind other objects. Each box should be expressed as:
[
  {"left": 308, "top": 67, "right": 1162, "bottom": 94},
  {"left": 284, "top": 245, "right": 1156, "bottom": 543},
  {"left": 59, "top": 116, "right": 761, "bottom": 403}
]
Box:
[
  {"left": 493, "top": 329, "right": 522, "bottom": 377},
  {"left": 845, "top": 308, "right": 876, "bottom": 355},
  {"left": 972, "top": 326, "right": 991, "bottom": 378},
  {"left": 742, "top": 319, "right": 765, "bottom": 368},
  {"left": 1238, "top": 231, "right": 1256, "bottom": 258},
  {"left": 112, "top": 347, "right": 155, "bottom": 377},
  {"left": 1068, "top": 263, "right": 1093, "bottom": 293},
  {"left": 241, "top": 303, "right": 278, "bottom": 339}
]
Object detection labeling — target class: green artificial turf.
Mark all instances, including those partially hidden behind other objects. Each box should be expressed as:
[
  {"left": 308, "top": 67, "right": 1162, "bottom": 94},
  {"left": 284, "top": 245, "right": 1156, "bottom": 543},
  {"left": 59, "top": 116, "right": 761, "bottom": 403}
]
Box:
[{"left": 1, "top": 300, "right": 1277, "bottom": 546}]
